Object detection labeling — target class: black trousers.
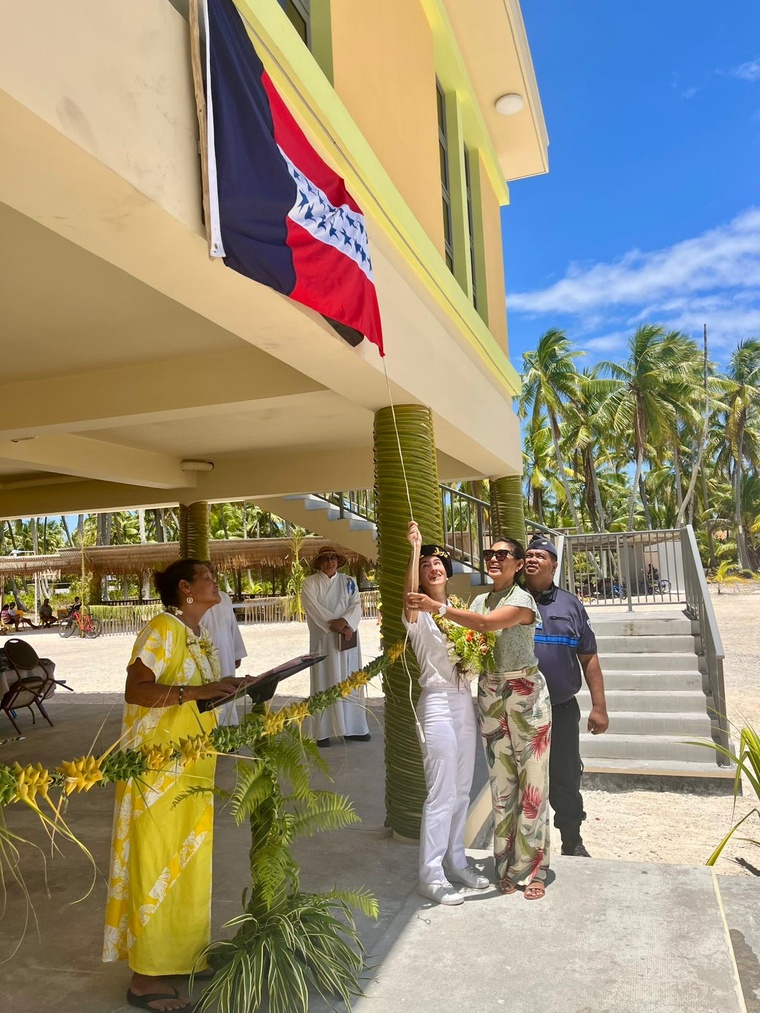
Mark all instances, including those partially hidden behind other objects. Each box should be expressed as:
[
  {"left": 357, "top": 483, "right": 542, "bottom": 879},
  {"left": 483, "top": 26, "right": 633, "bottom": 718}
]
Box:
[{"left": 549, "top": 697, "right": 586, "bottom": 846}]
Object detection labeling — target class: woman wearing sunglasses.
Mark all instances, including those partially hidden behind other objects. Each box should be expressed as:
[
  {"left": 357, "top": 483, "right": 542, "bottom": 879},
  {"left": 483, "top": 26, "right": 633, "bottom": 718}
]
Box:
[
  {"left": 406, "top": 537, "right": 551, "bottom": 900},
  {"left": 403, "top": 521, "right": 490, "bottom": 906}
]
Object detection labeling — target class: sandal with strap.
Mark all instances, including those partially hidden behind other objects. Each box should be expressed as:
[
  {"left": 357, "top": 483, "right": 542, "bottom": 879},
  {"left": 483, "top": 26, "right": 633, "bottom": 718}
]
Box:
[
  {"left": 498, "top": 878, "right": 518, "bottom": 894},
  {"left": 524, "top": 880, "right": 546, "bottom": 900}
]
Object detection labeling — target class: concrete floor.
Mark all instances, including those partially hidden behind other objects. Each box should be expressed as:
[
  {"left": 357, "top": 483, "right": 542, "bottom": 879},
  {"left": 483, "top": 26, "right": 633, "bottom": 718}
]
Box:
[{"left": 1, "top": 692, "right": 758, "bottom": 1013}]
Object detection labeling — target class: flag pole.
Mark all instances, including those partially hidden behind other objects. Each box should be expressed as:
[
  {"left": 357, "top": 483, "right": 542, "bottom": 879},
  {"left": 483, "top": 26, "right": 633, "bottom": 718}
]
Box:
[{"left": 189, "top": 0, "right": 213, "bottom": 256}]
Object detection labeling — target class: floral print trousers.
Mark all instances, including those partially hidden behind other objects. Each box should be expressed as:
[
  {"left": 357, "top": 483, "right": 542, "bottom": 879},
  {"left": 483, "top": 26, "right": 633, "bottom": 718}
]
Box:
[{"left": 478, "top": 666, "right": 552, "bottom": 887}]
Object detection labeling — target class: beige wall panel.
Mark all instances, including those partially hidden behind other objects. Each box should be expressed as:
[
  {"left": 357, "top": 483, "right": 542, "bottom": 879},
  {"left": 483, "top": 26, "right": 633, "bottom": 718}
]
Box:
[
  {"left": 479, "top": 159, "right": 509, "bottom": 355},
  {"left": 330, "top": 0, "right": 443, "bottom": 254},
  {"left": 0, "top": 0, "right": 201, "bottom": 232}
]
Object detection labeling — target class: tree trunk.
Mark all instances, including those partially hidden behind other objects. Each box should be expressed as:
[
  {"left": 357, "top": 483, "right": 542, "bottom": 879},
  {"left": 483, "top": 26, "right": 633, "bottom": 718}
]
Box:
[
  {"left": 628, "top": 449, "right": 645, "bottom": 529},
  {"left": 735, "top": 418, "right": 751, "bottom": 570},
  {"left": 700, "top": 469, "right": 717, "bottom": 568},
  {"left": 60, "top": 515, "right": 73, "bottom": 547},
  {"left": 639, "top": 477, "right": 653, "bottom": 529},
  {"left": 550, "top": 411, "right": 583, "bottom": 531},
  {"left": 138, "top": 509, "right": 147, "bottom": 544}
]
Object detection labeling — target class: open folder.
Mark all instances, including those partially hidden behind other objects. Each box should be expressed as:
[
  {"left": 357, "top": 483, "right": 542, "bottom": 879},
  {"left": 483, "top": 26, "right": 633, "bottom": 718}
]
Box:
[{"left": 196, "top": 653, "right": 326, "bottom": 713}]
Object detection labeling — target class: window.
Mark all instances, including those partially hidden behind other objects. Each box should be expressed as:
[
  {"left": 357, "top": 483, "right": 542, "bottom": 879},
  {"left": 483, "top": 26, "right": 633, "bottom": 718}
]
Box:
[
  {"left": 464, "top": 148, "right": 478, "bottom": 312},
  {"left": 437, "top": 81, "right": 454, "bottom": 274},
  {"left": 281, "top": 0, "right": 310, "bottom": 46}
]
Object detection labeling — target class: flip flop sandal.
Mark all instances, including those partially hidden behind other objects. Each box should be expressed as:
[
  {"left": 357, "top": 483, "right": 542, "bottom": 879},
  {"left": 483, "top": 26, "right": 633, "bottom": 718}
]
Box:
[
  {"left": 126, "top": 985, "right": 193, "bottom": 1010},
  {"left": 523, "top": 881, "right": 546, "bottom": 900}
]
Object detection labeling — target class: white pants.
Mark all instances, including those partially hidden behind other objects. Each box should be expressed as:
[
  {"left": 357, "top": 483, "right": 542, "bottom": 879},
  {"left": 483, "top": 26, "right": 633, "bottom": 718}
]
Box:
[{"left": 417, "top": 687, "right": 478, "bottom": 886}]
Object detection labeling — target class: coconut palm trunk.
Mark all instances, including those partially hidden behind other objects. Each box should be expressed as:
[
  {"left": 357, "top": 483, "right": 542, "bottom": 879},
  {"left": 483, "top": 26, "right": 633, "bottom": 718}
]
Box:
[{"left": 374, "top": 405, "right": 442, "bottom": 839}]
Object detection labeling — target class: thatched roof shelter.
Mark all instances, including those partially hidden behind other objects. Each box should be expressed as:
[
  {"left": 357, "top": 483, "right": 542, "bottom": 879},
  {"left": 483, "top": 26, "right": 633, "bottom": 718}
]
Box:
[{"left": 0, "top": 538, "right": 374, "bottom": 580}]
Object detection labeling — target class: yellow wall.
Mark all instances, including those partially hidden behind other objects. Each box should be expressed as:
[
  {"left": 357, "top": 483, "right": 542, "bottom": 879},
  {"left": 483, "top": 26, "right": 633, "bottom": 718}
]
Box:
[
  {"left": 330, "top": 0, "right": 444, "bottom": 257},
  {"left": 478, "top": 157, "right": 509, "bottom": 354}
]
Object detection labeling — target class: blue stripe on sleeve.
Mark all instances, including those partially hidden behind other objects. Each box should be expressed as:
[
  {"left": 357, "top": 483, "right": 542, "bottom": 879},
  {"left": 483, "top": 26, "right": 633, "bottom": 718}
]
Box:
[{"left": 534, "top": 634, "right": 581, "bottom": 647}]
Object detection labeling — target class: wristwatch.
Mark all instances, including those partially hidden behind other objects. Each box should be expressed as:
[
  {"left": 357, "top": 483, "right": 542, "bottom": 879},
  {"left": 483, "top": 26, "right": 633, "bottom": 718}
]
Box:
[{"left": 437, "top": 603, "right": 448, "bottom": 617}]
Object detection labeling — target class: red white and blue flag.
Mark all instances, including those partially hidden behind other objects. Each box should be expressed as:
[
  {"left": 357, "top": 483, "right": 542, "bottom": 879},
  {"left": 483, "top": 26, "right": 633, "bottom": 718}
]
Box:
[{"left": 199, "top": 0, "right": 384, "bottom": 354}]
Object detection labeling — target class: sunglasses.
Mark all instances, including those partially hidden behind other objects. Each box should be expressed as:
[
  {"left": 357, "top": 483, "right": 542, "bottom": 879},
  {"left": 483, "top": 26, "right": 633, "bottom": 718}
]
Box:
[
  {"left": 482, "top": 549, "right": 516, "bottom": 562},
  {"left": 320, "top": 554, "right": 339, "bottom": 561}
]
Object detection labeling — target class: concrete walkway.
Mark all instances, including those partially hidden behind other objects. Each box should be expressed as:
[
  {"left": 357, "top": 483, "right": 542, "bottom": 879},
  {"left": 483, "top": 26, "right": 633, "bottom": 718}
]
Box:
[{"left": 1, "top": 693, "right": 758, "bottom": 1012}]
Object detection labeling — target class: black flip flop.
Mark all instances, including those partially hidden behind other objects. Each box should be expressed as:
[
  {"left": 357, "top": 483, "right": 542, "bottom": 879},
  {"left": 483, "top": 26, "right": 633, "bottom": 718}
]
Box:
[{"left": 126, "top": 985, "right": 194, "bottom": 1010}]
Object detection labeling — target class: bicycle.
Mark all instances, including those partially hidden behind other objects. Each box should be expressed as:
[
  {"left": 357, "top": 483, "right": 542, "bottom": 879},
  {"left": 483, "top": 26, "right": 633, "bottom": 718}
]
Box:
[{"left": 58, "top": 609, "right": 103, "bottom": 639}]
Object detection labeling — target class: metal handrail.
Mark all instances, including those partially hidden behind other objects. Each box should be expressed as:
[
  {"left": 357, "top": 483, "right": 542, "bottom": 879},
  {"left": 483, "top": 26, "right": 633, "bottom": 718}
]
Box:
[
  {"left": 681, "top": 524, "right": 729, "bottom": 758},
  {"left": 313, "top": 486, "right": 561, "bottom": 580}
]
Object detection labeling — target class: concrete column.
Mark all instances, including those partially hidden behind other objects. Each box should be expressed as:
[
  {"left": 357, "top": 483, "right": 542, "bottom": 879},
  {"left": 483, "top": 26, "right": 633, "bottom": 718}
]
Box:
[
  {"left": 179, "top": 501, "right": 209, "bottom": 559},
  {"left": 490, "top": 475, "right": 526, "bottom": 544},
  {"left": 374, "top": 405, "right": 443, "bottom": 840}
]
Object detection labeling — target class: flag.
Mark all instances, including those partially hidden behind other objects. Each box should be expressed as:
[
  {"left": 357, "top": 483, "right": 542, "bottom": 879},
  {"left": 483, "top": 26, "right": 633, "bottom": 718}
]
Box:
[{"left": 199, "top": 0, "right": 383, "bottom": 354}]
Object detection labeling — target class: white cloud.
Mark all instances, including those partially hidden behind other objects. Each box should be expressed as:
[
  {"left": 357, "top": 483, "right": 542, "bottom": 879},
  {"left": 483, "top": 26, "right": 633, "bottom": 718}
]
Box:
[
  {"left": 508, "top": 208, "right": 760, "bottom": 355},
  {"left": 730, "top": 58, "right": 760, "bottom": 82}
]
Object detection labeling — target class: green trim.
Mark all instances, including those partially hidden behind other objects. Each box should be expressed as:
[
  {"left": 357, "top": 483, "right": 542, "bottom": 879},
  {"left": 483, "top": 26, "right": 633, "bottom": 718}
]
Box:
[
  {"left": 467, "top": 147, "right": 489, "bottom": 325},
  {"left": 231, "top": 0, "right": 520, "bottom": 397},
  {"left": 309, "top": 0, "right": 333, "bottom": 85},
  {"left": 444, "top": 90, "right": 471, "bottom": 297},
  {"left": 419, "top": 0, "right": 510, "bottom": 207}
]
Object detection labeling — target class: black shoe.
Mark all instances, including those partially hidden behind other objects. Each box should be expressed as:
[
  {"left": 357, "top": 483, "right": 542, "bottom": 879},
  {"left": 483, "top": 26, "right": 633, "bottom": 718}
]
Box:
[
  {"left": 344, "top": 733, "right": 371, "bottom": 742},
  {"left": 561, "top": 841, "right": 591, "bottom": 857},
  {"left": 316, "top": 738, "right": 331, "bottom": 748}
]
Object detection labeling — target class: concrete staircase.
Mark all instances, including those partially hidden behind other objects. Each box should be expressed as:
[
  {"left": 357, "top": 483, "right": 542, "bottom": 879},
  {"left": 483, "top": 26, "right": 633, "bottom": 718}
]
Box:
[
  {"left": 253, "top": 493, "right": 377, "bottom": 559},
  {"left": 577, "top": 609, "right": 733, "bottom": 789}
]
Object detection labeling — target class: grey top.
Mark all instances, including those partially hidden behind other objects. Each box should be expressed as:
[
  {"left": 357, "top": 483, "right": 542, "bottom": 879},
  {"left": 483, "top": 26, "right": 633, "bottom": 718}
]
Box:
[{"left": 470, "top": 584, "right": 538, "bottom": 673}]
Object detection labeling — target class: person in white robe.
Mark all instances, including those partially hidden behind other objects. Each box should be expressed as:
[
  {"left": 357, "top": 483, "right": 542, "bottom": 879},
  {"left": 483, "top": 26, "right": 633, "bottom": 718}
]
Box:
[
  {"left": 203, "top": 589, "right": 247, "bottom": 726},
  {"left": 301, "top": 546, "right": 370, "bottom": 745}
]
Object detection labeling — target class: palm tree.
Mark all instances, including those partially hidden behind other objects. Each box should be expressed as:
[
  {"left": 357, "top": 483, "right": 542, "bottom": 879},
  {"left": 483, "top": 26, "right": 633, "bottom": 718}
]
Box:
[
  {"left": 598, "top": 326, "right": 701, "bottom": 529},
  {"left": 723, "top": 338, "right": 760, "bottom": 570},
  {"left": 520, "top": 328, "right": 584, "bottom": 531}
]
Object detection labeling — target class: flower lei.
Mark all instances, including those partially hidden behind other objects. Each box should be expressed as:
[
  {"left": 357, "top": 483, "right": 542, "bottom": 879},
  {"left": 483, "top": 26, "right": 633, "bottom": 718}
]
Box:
[
  {"left": 432, "top": 595, "right": 495, "bottom": 682},
  {"left": 186, "top": 626, "right": 222, "bottom": 684}
]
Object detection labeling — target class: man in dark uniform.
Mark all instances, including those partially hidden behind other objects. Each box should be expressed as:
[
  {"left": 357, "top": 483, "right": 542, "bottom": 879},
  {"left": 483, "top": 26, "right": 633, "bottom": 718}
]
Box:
[{"left": 524, "top": 537, "right": 609, "bottom": 857}]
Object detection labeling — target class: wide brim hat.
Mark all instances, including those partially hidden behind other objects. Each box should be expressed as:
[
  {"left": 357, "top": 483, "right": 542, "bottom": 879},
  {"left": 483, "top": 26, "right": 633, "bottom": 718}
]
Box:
[
  {"left": 419, "top": 544, "right": 453, "bottom": 578},
  {"left": 311, "top": 545, "right": 348, "bottom": 569}
]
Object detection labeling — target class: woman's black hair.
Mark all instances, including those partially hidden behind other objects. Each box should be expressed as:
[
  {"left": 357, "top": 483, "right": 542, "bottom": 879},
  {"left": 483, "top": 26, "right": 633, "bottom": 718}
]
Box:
[
  {"left": 153, "top": 558, "right": 206, "bottom": 608},
  {"left": 490, "top": 535, "right": 527, "bottom": 586}
]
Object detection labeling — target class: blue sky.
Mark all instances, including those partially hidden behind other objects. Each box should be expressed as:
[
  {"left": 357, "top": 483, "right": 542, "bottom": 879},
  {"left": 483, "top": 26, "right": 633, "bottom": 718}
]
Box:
[{"left": 502, "top": 0, "right": 760, "bottom": 370}]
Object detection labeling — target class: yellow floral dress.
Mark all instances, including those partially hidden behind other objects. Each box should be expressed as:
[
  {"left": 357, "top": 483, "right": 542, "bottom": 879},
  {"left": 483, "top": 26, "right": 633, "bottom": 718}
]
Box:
[{"left": 103, "top": 612, "right": 219, "bottom": 975}]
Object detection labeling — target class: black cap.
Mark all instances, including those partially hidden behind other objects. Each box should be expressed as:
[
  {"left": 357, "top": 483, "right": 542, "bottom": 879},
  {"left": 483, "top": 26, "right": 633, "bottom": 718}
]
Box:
[
  {"left": 419, "top": 544, "right": 453, "bottom": 578},
  {"left": 528, "top": 536, "right": 558, "bottom": 558}
]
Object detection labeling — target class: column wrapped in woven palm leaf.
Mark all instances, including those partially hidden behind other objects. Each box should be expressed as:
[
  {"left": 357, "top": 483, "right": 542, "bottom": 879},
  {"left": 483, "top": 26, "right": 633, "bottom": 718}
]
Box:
[
  {"left": 490, "top": 475, "right": 526, "bottom": 544},
  {"left": 179, "top": 501, "right": 210, "bottom": 560},
  {"left": 374, "top": 405, "right": 442, "bottom": 839}
]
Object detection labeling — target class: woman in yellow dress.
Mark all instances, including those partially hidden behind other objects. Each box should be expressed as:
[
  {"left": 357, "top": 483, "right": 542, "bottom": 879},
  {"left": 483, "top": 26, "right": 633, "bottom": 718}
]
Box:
[{"left": 103, "top": 559, "right": 252, "bottom": 1012}]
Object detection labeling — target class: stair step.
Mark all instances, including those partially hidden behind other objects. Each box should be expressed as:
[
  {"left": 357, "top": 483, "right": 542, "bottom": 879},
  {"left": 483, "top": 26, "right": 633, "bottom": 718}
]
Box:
[
  {"left": 595, "top": 634, "right": 695, "bottom": 654},
  {"left": 601, "top": 653, "right": 700, "bottom": 672},
  {"left": 578, "top": 710, "right": 712, "bottom": 736},
  {"left": 581, "top": 756, "right": 733, "bottom": 779},
  {"left": 600, "top": 670, "right": 703, "bottom": 690},
  {"left": 579, "top": 732, "right": 716, "bottom": 762},
  {"left": 588, "top": 616, "right": 694, "bottom": 637},
  {"left": 577, "top": 689, "right": 708, "bottom": 713}
]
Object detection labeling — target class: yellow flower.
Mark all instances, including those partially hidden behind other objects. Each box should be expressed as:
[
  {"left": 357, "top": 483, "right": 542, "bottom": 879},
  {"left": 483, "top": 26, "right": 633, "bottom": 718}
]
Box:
[
  {"left": 386, "top": 642, "right": 406, "bottom": 663},
  {"left": 178, "top": 735, "right": 212, "bottom": 765},
  {"left": 143, "top": 744, "right": 174, "bottom": 771},
  {"left": 339, "top": 680, "right": 355, "bottom": 698},
  {"left": 12, "top": 762, "right": 52, "bottom": 804},
  {"left": 283, "top": 701, "right": 310, "bottom": 727},
  {"left": 262, "top": 710, "right": 287, "bottom": 737},
  {"left": 57, "top": 755, "right": 104, "bottom": 795}
]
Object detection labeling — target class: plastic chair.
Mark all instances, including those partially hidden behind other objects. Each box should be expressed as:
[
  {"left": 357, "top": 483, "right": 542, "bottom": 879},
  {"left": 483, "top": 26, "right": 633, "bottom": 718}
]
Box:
[
  {"left": 1, "top": 675, "right": 53, "bottom": 734},
  {"left": 1, "top": 639, "right": 73, "bottom": 731}
]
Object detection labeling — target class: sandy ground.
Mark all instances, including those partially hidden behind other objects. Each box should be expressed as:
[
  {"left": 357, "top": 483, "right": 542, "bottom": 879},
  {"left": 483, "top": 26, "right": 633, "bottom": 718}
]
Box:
[{"left": 8, "top": 592, "right": 760, "bottom": 878}]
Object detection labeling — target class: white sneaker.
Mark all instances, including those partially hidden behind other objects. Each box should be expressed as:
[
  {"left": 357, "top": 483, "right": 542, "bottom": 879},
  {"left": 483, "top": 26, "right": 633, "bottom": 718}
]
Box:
[
  {"left": 445, "top": 866, "right": 490, "bottom": 890},
  {"left": 417, "top": 881, "right": 464, "bottom": 906}
]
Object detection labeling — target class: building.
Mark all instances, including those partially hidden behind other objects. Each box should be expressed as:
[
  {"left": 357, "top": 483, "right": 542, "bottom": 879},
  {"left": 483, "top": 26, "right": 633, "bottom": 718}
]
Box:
[{"left": 0, "top": 0, "right": 548, "bottom": 834}]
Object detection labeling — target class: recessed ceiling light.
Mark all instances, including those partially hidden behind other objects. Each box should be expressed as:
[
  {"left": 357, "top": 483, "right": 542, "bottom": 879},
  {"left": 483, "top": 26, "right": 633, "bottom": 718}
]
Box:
[{"left": 495, "top": 93, "right": 525, "bottom": 116}]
